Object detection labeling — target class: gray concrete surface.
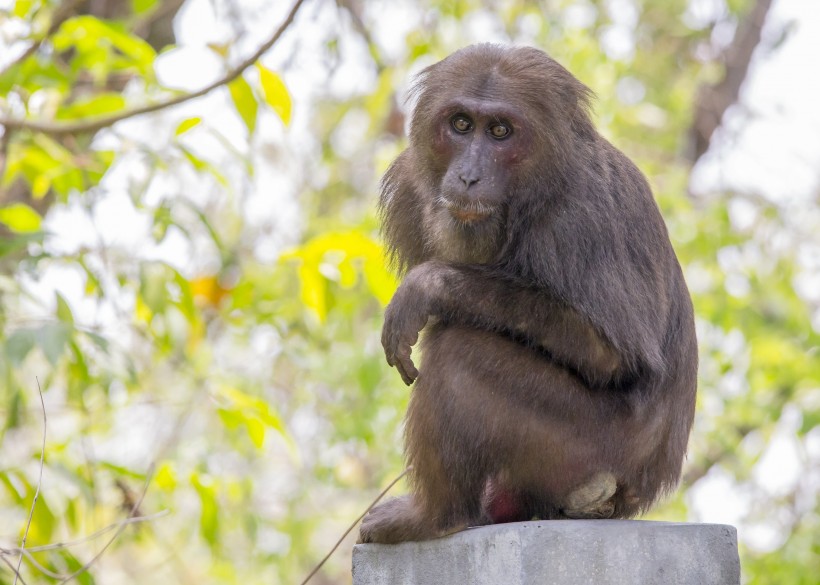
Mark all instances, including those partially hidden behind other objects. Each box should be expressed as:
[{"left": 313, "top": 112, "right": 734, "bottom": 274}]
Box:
[{"left": 352, "top": 520, "right": 739, "bottom": 585}]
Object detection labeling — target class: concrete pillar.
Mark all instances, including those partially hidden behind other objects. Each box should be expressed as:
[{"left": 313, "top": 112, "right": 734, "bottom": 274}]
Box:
[{"left": 353, "top": 520, "right": 740, "bottom": 585}]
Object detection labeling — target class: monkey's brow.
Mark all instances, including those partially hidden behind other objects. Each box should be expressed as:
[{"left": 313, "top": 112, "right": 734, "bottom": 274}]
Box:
[{"left": 437, "top": 98, "right": 518, "bottom": 121}]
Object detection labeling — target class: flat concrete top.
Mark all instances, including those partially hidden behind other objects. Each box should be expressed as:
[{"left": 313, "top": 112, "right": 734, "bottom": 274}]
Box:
[{"left": 353, "top": 520, "right": 739, "bottom": 585}]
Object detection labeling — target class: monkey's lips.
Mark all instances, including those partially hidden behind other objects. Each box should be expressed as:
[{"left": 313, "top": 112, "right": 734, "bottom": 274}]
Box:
[{"left": 448, "top": 207, "right": 492, "bottom": 223}]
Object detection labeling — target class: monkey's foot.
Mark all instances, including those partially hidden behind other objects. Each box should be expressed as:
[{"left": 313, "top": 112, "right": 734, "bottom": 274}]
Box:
[
  {"left": 358, "top": 495, "right": 456, "bottom": 544},
  {"left": 561, "top": 472, "right": 617, "bottom": 519}
]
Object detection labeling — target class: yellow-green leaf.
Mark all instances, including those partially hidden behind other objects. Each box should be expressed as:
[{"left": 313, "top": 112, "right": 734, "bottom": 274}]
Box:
[
  {"left": 191, "top": 474, "right": 219, "bottom": 547},
  {"left": 246, "top": 417, "right": 266, "bottom": 449},
  {"left": 228, "top": 76, "right": 258, "bottom": 135},
  {"left": 175, "top": 116, "right": 202, "bottom": 136},
  {"left": 13, "top": 0, "right": 34, "bottom": 18},
  {"left": 56, "top": 292, "right": 74, "bottom": 324},
  {"left": 0, "top": 203, "right": 42, "bottom": 233},
  {"left": 155, "top": 462, "right": 177, "bottom": 491},
  {"left": 256, "top": 63, "right": 292, "bottom": 126},
  {"left": 56, "top": 93, "right": 127, "bottom": 120},
  {"left": 132, "top": 0, "right": 159, "bottom": 15},
  {"left": 23, "top": 494, "right": 56, "bottom": 547},
  {"left": 32, "top": 175, "right": 51, "bottom": 199}
]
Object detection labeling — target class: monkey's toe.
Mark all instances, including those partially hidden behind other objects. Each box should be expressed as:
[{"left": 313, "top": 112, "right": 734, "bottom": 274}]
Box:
[
  {"left": 562, "top": 471, "right": 617, "bottom": 519},
  {"left": 562, "top": 499, "right": 616, "bottom": 519}
]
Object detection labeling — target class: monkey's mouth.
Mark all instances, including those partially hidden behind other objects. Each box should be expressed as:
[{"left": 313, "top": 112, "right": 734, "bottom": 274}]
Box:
[
  {"left": 439, "top": 198, "right": 495, "bottom": 224},
  {"left": 450, "top": 208, "right": 491, "bottom": 223}
]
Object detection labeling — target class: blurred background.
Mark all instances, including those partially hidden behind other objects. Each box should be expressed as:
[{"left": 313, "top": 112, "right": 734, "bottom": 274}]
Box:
[{"left": 0, "top": 0, "right": 818, "bottom": 583}]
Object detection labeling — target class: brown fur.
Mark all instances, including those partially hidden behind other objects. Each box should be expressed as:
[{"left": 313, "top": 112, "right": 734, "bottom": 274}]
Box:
[{"left": 358, "top": 44, "right": 697, "bottom": 544}]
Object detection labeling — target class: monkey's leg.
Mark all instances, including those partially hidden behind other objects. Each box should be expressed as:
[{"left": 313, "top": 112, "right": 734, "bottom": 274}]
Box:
[
  {"left": 358, "top": 495, "right": 435, "bottom": 544},
  {"left": 561, "top": 471, "right": 617, "bottom": 519},
  {"left": 358, "top": 377, "right": 488, "bottom": 543},
  {"left": 357, "top": 466, "right": 486, "bottom": 544}
]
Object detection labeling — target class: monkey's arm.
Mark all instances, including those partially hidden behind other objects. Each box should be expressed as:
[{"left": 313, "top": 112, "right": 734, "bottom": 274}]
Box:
[{"left": 383, "top": 260, "right": 630, "bottom": 387}]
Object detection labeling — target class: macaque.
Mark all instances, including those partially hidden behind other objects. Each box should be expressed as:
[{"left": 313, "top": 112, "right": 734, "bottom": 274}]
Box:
[{"left": 359, "top": 44, "right": 697, "bottom": 544}]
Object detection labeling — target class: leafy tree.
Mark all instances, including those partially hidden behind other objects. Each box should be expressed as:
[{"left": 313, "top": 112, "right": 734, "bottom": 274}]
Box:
[{"left": 0, "top": 0, "right": 817, "bottom": 583}]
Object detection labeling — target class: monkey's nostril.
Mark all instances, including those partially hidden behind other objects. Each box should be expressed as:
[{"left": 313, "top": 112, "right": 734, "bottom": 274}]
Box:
[{"left": 459, "top": 175, "right": 480, "bottom": 188}]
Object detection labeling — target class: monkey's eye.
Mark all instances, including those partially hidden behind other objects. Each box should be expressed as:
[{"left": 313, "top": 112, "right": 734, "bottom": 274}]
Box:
[
  {"left": 488, "top": 123, "right": 511, "bottom": 139},
  {"left": 451, "top": 116, "right": 473, "bottom": 133}
]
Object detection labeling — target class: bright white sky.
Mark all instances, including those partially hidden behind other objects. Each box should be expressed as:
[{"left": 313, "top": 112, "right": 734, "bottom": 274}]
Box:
[{"left": 692, "top": 0, "right": 820, "bottom": 200}]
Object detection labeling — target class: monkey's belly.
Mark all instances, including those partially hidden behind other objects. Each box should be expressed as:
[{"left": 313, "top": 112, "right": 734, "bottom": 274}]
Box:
[{"left": 411, "top": 324, "right": 656, "bottom": 507}]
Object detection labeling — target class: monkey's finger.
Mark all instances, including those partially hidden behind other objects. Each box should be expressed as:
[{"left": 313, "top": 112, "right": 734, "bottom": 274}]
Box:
[
  {"left": 399, "top": 366, "right": 414, "bottom": 386},
  {"left": 396, "top": 355, "right": 418, "bottom": 385}
]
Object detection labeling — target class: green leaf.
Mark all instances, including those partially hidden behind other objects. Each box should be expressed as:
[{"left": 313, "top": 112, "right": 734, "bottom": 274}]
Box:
[
  {"left": 6, "top": 329, "right": 37, "bottom": 365},
  {"left": 228, "top": 76, "right": 258, "bottom": 135},
  {"left": 175, "top": 116, "right": 202, "bottom": 136},
  {"left": 0, "top": 203, "right": 42, "bottom": 233},
  {"left": 37, "top": 322, "right": 72, "bottom": 366},
  {"left": 57, "top": 550, "right": 97, "bottom": 585},
  {"left": 0, "top": 231, "right": 43, "bottom": 257},
  {"left": 256, "top": 63, "right": 292, "bottom": 126},
  {"left": 56, "top": 292, "right": 75, "bottom": 324},
  {"left": 85, "top": 331, "right": 110, "bottom": 354},
  {"left": 26, "top": 494, "right": 56, "bottom": 546}
]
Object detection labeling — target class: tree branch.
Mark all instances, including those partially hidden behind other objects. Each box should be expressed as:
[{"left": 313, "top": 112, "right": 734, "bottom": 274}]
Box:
[
  {"left": 688, "top": 0, "right": 774, "bottom": 163},
  {"left": 0, "top": 0, "right": 308, "bottom": 137},
  {"left": 0, "top": 0, "right": 87, "bottom": 79}
]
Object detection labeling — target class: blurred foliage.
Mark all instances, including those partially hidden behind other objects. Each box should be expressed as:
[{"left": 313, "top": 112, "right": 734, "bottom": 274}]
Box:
[{"left": 0, "top": 0, "right": 818, "bottom": 584}]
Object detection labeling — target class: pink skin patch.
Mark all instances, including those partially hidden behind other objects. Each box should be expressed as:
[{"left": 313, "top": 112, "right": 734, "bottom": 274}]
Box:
[{"left": 482, "top": 480, "right": 525, "bottom": 524}]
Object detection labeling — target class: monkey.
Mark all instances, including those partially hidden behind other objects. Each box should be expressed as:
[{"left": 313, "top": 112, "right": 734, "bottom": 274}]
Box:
[{"left": 358, "top": 44, "right": 698, "bottom": 544}]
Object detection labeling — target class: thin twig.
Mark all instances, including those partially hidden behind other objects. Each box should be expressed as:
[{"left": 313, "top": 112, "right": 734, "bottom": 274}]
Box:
[
  {"left": 12, "top": 378, "right": 47, "bottom": 585},
  {"left": 56, "top": 464, "right": 156, "bottom": 584},
  {"left": 1, "top": 512, "right": 168, "bottom": 580},
  {"left": 0, "top": 0, "right": 308, "bottom": 136},
  {"left": 298, "top": 467, "right": 411, "bottom": 585},
  {"left": 1, "top": 555, "right": 28, "bottom": 585},
  {"left": 2, "top": 510, "right": 169, "bottom": 555},
  {"left": 0, "top": 127, "right": 12, "bottom": 185}
]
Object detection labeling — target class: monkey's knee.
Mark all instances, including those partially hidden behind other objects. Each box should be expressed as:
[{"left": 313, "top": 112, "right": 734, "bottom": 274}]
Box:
[{"left": 561, "top": 471, "right": 617, "bottom": 519}]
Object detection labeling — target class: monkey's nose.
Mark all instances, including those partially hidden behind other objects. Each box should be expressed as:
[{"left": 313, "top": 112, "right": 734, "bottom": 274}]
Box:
[{"left": 459, "top": 174, "right": 480, "bottom": 188}]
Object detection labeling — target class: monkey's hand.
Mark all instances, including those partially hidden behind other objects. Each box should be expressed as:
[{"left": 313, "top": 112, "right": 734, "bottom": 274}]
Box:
[{"left": 382, "top": 271, "right": 433, "bottom": 385}]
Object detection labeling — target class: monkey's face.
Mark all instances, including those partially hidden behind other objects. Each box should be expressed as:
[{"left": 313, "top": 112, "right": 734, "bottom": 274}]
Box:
[
  {"left": 427, "top": 98, "right": 531, "bottom": 227},
  {"left": 413, "top": 98, "right": 532, "bottom": 264}
]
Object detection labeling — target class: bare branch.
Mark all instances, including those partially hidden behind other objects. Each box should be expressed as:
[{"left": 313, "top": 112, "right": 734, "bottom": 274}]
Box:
[
  {"left": 688, "top": 0, "right": 774, "bottom": 163},
  {"left": 0, "top": 0, "right": 308, "bottom": 137},
  {"left": 12, "top": 378, "right": 47, "bottom": 585}
]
